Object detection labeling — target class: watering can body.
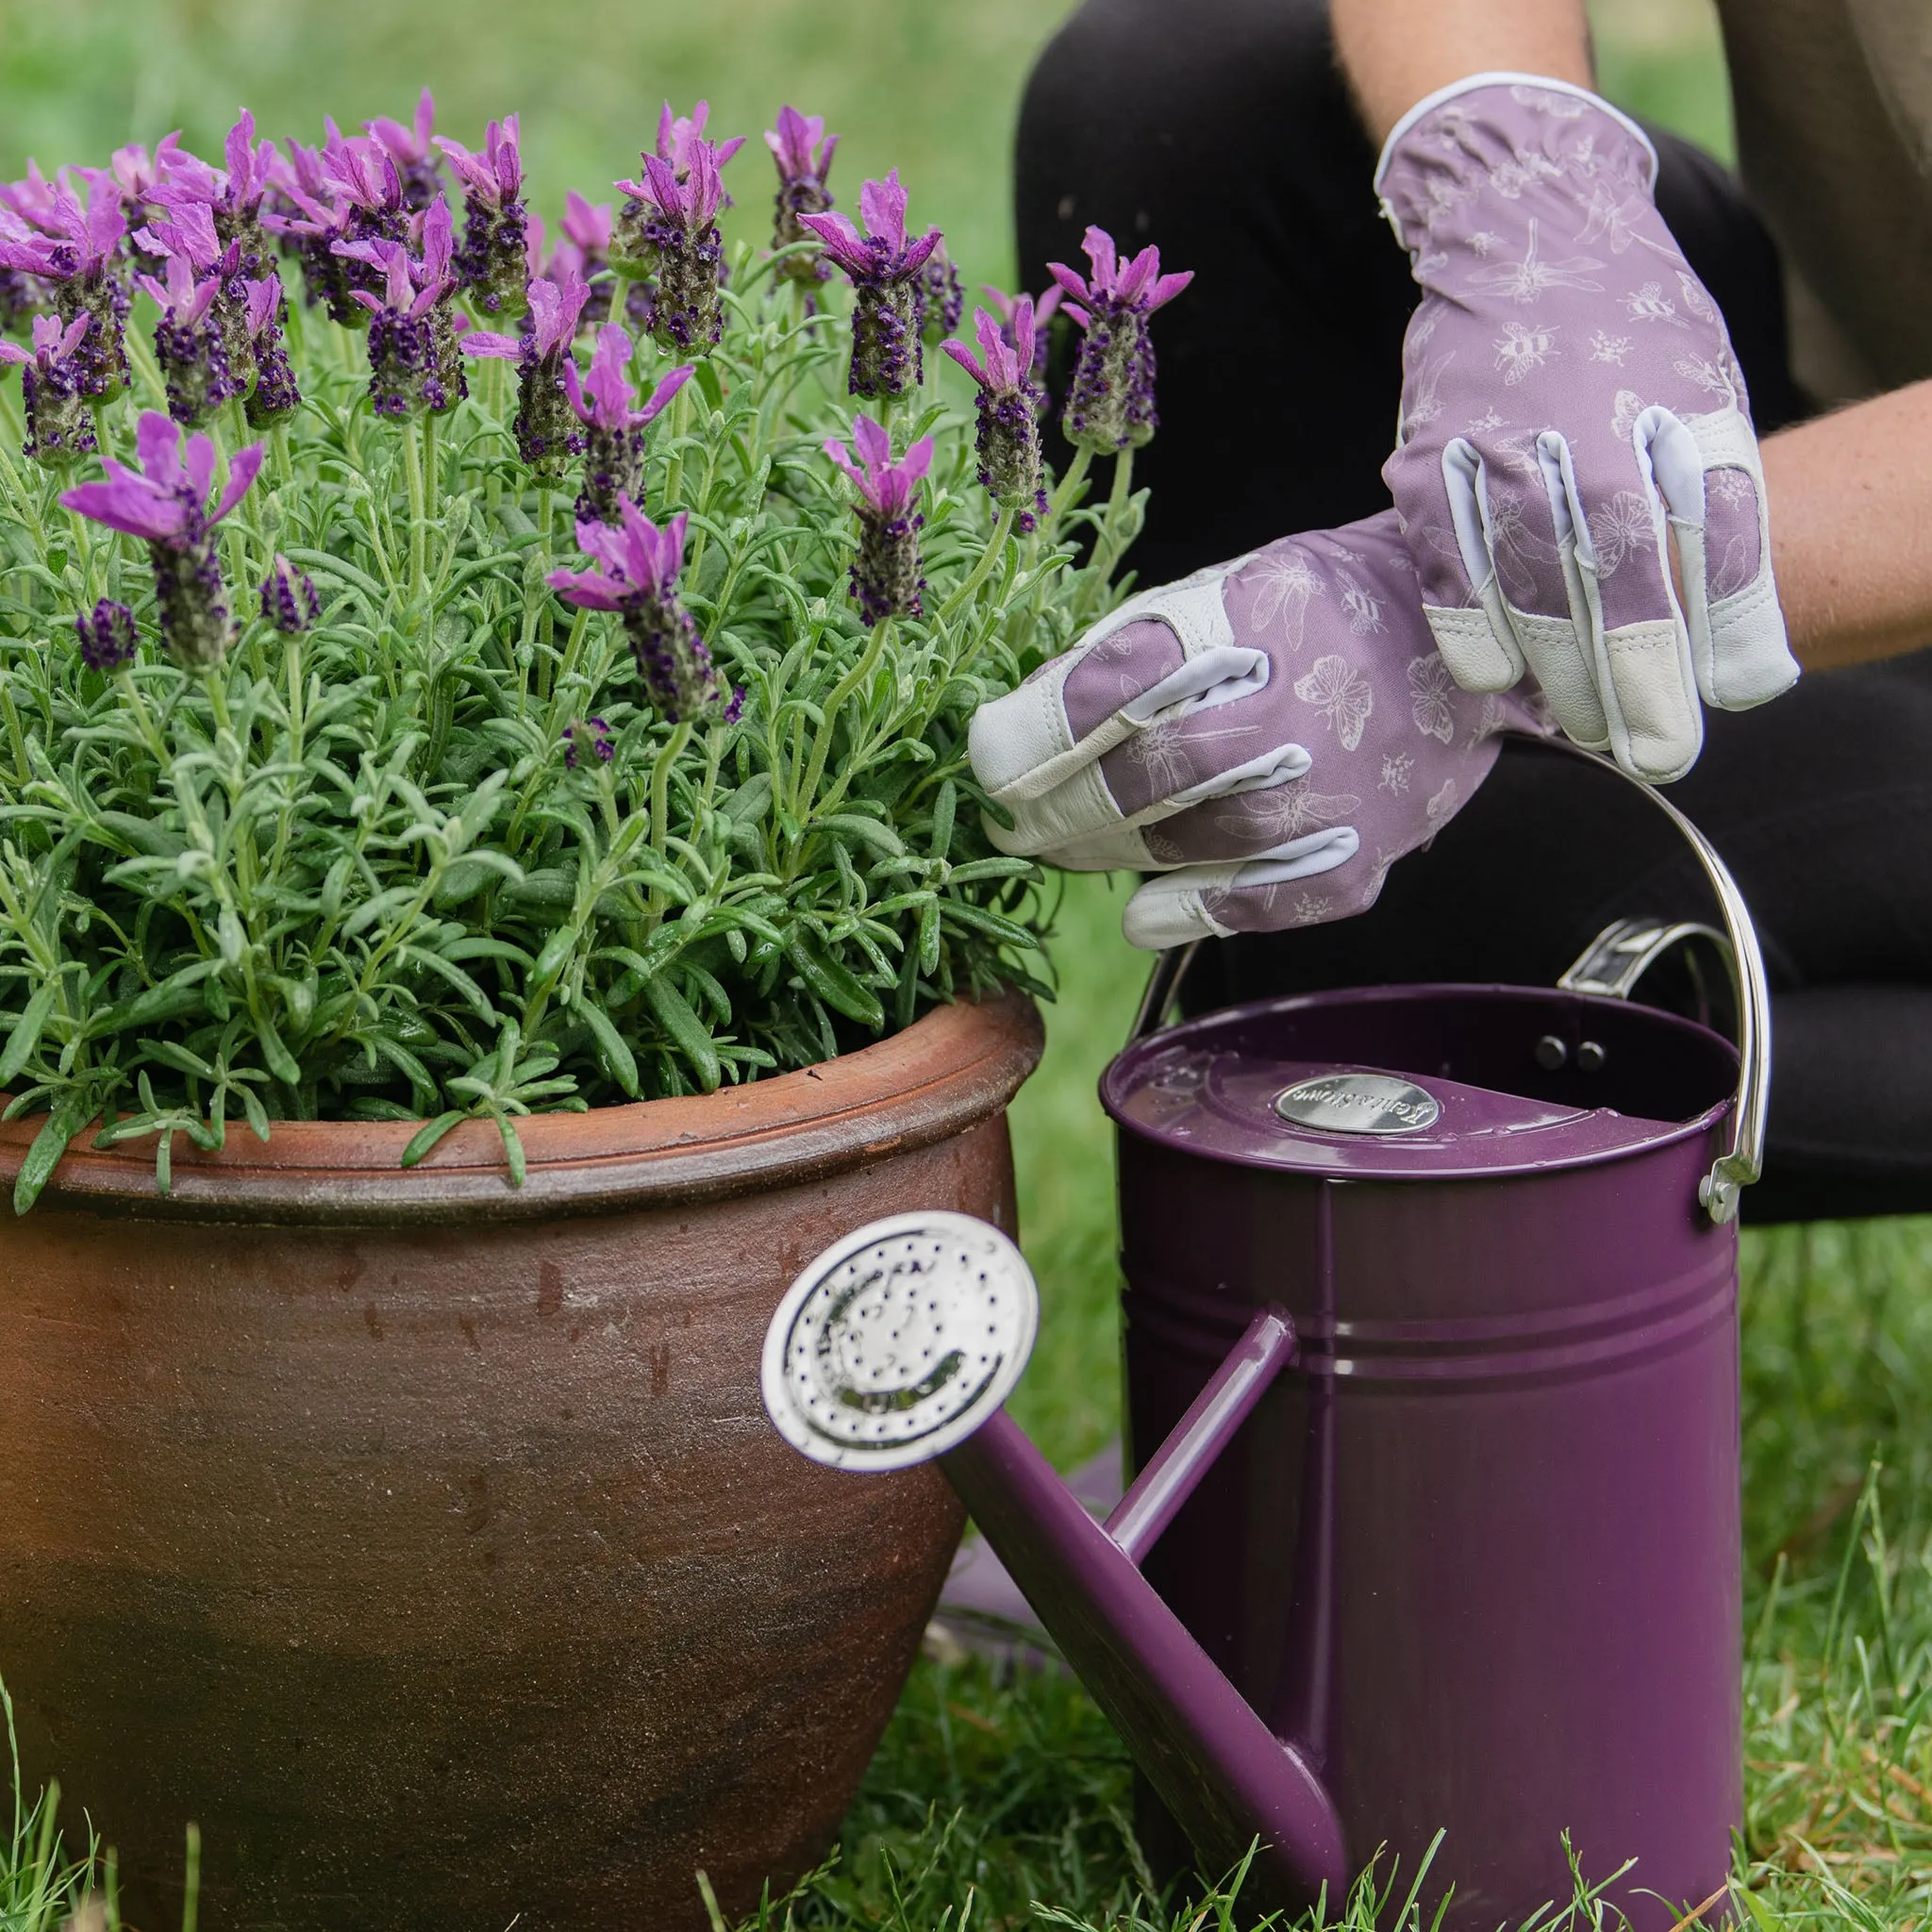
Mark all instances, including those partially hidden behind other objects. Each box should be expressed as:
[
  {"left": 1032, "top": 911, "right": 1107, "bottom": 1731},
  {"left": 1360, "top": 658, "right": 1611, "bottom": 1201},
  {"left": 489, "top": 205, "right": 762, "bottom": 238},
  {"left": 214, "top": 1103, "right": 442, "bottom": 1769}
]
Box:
[{"left": 1107, "top": 983, "right": 1744, "bottom": 1927}]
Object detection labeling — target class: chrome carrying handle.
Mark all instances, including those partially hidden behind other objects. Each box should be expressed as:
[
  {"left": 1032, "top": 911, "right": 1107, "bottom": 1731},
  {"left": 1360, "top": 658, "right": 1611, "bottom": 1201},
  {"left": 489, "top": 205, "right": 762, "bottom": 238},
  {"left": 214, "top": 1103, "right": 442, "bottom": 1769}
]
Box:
[
  {"left": 1545, "top": 741, "right": 1768, "bottom": 1222},
  {"left": 1126, "top": 736, "right": 1771, "bottom": 1225}
]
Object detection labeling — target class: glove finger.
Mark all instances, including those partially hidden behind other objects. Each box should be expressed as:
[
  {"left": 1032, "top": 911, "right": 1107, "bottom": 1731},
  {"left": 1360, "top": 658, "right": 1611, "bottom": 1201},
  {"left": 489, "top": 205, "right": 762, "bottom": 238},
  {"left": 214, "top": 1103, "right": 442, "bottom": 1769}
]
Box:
[
  {"left": 1035, "top": 770, "right": 1366, "bottom": 873},
  {"left": 968, "top": 566, "right": 1258, "bottom": 808},
  {"left": 981, "top": 727, "right": 1313, "bottom": 857},
  {"left": 1119, "top": 830, "right": 1362, "bottom": 950},
  {"left": 1116, "top": 716, "right": 1512, "bottom": 946},
  {"left": 1509, "top": 431, "right": 1612, "bottom": 749},
  {"left": 1672, "top": 406, "right": 1800, "bottom": 714},
  {"left": 1402, "top": 438, "right": 1525, "bottom": 693},
  {"left": 1555, "top": 408, "right": 1705, "bottom": 781}
]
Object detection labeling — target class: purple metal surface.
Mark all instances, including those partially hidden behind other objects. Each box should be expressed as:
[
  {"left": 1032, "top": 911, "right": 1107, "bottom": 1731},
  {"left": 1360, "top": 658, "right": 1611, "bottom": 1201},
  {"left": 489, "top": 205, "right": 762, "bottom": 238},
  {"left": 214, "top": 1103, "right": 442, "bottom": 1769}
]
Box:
[
  {"left": 1106, "top": 984, "right": 1737, "bottom": 1181},
  {"left": 941, "top": 1409, "right": 1348, "bottom": 1908},
  {"left": 1107, "top": 1308, "right": 1296, "bottom": 1567},
  {"left": 1106, "top": 984, "right": 1744, "bottom": 1930}
]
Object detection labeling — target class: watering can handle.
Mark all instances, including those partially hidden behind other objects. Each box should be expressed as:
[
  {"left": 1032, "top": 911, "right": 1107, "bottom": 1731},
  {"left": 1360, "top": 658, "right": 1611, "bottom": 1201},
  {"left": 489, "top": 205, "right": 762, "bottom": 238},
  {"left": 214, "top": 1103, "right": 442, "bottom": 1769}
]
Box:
[{"left": 1126, "top": 735, "right": 1771, "bottom": 1224}]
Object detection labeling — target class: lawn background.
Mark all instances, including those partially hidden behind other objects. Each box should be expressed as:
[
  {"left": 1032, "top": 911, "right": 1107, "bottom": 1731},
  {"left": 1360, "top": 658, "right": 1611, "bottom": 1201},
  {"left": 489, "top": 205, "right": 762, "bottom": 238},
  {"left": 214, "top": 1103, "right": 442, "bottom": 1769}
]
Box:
[{"left": 8, "top": 2, "right": 1931, "bottom": 1928}]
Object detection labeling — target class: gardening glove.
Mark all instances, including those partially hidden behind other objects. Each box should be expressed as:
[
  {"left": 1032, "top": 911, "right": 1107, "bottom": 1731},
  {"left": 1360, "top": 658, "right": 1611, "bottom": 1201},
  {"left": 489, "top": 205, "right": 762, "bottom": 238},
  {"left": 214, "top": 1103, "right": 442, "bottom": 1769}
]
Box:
[
  {"left": 1377, "top": 75, "right": 1798, "bottom": 783},
  {"left": 967, "top": 510, "right": 1549, "bottom": 949}
]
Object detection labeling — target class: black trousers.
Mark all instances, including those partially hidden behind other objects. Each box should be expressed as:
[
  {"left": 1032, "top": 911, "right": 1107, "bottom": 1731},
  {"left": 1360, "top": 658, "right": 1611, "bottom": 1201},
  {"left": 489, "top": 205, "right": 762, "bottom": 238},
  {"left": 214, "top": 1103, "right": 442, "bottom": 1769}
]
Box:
[{"left": 1016, "top": 0, "right": 1932, "bottom": 1218}]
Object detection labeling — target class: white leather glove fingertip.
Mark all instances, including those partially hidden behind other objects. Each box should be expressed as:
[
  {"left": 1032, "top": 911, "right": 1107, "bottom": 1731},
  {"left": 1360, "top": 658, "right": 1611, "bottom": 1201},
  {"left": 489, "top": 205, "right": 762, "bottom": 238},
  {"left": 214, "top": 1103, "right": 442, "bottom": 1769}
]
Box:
[
  {"left": 967, "top": 671, "right": 1076, "bottom": 802},
  {"left": 1598, "top": 618, "right": 1705, "bottom": 783},
  {"left": 1425, "top": 604, "right": 1521, "bottom": 693},
  {"left": 1122, "top": 876, "right": 1232, "bottom": 950}
]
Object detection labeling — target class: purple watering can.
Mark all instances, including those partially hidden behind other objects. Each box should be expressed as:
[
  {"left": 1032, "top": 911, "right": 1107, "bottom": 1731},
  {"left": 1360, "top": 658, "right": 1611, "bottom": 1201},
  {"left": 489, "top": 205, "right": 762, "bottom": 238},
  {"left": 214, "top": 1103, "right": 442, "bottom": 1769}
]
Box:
[{"left": 760, "top": 745, "right": 1767, "bottom": 1926}]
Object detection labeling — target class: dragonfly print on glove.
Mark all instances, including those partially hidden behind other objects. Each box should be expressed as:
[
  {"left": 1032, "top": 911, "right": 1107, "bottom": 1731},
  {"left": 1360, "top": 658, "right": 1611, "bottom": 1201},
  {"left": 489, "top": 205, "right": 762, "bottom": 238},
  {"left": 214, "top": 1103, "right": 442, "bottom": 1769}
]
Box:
[
  {"left": 1214, "top": 779, "right": 1361, "bottom": 843},
  {"left": 1465, "top": 220, "right": 1604, "bottom": 303},
  {"left": 1229, "top": 544, "right": 1323, "bottom": 652}
]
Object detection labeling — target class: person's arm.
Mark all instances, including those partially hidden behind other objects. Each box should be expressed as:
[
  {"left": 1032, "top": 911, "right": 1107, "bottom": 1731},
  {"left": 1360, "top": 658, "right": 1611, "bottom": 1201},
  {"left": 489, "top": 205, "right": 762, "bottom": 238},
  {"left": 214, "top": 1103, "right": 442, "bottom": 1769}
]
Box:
[
  {"left": 1762, "top": 386, "right": 1932, "bottom": 671},
  {"left": 1331, "top": 0, "right": 1591, "bottom": 142}
]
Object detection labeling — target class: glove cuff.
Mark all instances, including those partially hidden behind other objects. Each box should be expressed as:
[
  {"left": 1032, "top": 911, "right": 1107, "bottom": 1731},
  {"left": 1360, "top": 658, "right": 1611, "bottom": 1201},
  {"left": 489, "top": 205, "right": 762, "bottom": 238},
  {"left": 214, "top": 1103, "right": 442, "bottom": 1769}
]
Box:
[{"left": 1373, "top": 71, "right": 1658, "bottom": 206}]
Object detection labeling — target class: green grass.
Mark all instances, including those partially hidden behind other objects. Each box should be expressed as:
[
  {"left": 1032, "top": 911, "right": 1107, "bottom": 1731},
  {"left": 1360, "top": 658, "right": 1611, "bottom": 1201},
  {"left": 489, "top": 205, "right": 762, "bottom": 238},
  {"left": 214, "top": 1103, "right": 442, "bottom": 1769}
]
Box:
[{"left": 8, "top": 3, "right": 1926, "bottom": 1929}]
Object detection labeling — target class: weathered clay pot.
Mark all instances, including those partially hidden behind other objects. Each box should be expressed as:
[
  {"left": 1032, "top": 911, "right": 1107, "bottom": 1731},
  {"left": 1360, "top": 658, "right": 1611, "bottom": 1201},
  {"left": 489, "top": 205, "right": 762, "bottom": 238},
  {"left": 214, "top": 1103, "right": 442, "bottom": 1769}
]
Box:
[{"left": 0, "top": 991, "right": 1041, "bottom": 1932}]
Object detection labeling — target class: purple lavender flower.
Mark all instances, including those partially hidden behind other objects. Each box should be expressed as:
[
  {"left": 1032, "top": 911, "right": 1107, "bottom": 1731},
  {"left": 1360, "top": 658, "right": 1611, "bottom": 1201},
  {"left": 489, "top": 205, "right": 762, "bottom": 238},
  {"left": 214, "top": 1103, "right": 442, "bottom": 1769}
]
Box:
[
  {"left": 0, "top": 174, "right": 129, "bottom": 399},
  {"left": 657, "top": 100, "right": 747, "bottom": 178},
  {"left": 263, "top": 139, "right": 359, "bottom": 321},
  {"left": 766, "top": 106, "right": 837, "bottom": 284},
  {"left": 562, "top": 325, "right": 692, "bottom": 524},
  {"left": 611, "top": 100, "right": 743, "bottom": 274},
  {"left": 614, "top": 142, "right": 727, "bottom": 354},
  {"left": 260, "top": 555, "right": 321, "bottom": 633},
  {"left": 0, "top": 234, "right": 44, "bottom": 336},
  {"left": 797, "top": 173, "right": 941, "bottom": 401},
  {"left": 436, "top": 116, "right": 528, "bottom": 320},
  {"left": 824, "top": 414, "right": 933, "bottom": 625},
  {"left": 981, "top": 281, "right": 1060, "bottom": 388},
  {"left": 336, "top": 200, "right": 467, "bottom": 417},
  {"left": 463, "top": 268, "right": 592, "bottom": 476},
  {"left": 0, "top": 313, "right": 97, "bottom": 465},
  {"left": 271, "top": 124, "right": 409, "bottom": 323},
  {"left": 152, "top": 112, "right": 280, "bottom": 279},
  {"left": 915, "top": 244, "right": 963, "bottom": 348},
  {"left": 137, "top": 204, "right": 252, "bottom": 426},
  {"left": 108, "top": 135, "right": 184, "bottom": 208},
  {"left": 75, "top": 597, "right": 138, "bottom": 672},
  {"left": 366, "top": 90, "right": 443, "bottom": 211},
  {"left": 562, "top": 715, "right": 615, "bottom": 768},
  {"left": 61, "top": 411, "right": 265, "bottom": 671},
  {"left": 943, "top": 301, "right": 1046, "bottom": 531},
  {"left": 242, "top": 275, "right": 300, "bottom": 426},
  {"left": 104, "top": 136, "right": 185, "bottom": 276},
  {"left": 547, "top": 502, "right": 724, "bottom": 723},
  {"left": 1047, "top": 225, "right": 1192, "bottom": 453}
]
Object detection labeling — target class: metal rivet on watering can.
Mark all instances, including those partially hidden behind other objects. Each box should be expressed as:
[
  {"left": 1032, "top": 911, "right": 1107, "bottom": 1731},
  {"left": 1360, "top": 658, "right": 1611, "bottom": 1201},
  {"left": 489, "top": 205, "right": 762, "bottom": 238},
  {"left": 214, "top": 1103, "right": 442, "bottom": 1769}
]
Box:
[
  {"left": 1577, "top": 1039, "right": 1607, "bottom": 1072},
  {"left": 1534, "top": 1034, "right": 1568, "bottom": 1070}
]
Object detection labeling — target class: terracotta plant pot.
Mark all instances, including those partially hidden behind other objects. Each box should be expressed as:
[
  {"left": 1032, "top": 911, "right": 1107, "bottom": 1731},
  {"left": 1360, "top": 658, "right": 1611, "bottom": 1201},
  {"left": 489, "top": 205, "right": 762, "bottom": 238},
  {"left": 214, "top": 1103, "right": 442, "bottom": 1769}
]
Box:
[{"left": 0, "top": 991, "right": 1041, "bottom": 1932}]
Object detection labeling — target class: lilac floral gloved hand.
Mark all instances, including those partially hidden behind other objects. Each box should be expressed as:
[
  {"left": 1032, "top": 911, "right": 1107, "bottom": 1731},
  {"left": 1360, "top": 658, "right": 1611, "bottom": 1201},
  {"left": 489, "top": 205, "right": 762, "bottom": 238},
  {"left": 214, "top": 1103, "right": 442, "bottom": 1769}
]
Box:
[
  {"left": 968, "top": 511, "right": 1547, "bottom": 949},
  {"left": 1379, "top": 75, "right": 1799, "bottom": 783}
]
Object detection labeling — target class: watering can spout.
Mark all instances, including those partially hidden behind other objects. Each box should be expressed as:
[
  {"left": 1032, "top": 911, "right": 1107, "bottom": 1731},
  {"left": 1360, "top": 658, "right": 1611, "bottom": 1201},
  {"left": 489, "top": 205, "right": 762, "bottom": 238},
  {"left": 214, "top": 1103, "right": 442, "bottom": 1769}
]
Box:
[{"left": 759, "top": 1211, "right": 1348, "bottom": 1913}]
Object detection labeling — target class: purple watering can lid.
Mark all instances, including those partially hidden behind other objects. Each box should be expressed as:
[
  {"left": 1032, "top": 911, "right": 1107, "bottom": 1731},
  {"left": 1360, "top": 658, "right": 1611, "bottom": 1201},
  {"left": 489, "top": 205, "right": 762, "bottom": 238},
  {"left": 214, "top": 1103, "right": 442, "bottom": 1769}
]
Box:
[
  {"left": 1104, "top": 741, "right": 1772, "bottom": 1217},
  {"left": 1103, "top": 982, "right": 1739, "bottom": 1183}
]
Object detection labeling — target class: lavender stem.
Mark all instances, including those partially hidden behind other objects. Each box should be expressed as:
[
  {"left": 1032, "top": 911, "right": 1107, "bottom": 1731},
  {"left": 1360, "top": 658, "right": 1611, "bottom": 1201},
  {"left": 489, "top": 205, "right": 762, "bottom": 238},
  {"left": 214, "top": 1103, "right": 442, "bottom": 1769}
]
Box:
[
  {"left": 648, "top": 717, "right": 695, "bottom": 914},
  {"left": 799, "top": 613, "right": 891, "bottom": 812},
  {"left": 1043, "top": 443, "right": 1093, "bottom": 537},
  {"left": 936, "top": 500, "right": 1014, "bottom": 625},
  {"left": 402, "top": 413, "right": 426, "bottom": 597}
]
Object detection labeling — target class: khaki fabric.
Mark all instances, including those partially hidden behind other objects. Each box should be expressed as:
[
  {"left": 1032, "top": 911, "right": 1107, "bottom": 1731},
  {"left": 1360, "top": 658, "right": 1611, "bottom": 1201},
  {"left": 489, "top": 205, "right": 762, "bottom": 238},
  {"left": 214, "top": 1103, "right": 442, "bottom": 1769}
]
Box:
[{"left": 1714, "top": 0, "right": 1932, "bottom": 403}]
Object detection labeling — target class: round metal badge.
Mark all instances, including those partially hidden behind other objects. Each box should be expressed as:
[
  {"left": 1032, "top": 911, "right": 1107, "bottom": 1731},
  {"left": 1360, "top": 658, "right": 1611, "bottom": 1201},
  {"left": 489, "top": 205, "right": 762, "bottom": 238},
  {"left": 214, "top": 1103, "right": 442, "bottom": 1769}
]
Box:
[{"left": 1274, "top": 1072, "right": 1443, "bottom": 1136}]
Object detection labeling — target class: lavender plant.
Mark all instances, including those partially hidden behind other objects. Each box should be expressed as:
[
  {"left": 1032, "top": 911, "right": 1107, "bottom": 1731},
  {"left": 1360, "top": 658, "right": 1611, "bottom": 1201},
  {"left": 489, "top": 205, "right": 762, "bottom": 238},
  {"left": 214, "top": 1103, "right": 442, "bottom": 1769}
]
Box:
[{"left": 0, "top": 98, "right": 1179, "bottom": 1208}]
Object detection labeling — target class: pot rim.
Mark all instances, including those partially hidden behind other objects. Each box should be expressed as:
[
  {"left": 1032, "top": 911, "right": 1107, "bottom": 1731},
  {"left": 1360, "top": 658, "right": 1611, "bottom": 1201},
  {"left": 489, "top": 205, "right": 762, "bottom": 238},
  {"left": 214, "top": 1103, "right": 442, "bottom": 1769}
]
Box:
[{"left": 0, "top": 990, "right": 1042, "bottom": 1225}]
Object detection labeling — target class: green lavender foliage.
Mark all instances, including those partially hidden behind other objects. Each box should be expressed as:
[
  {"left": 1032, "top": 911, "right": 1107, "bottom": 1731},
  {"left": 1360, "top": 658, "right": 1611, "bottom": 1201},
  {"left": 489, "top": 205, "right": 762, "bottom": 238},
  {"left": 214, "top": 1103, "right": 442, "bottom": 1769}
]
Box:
[{"left": 0, "top": 237, "right": 1132, "bottom": 1210}]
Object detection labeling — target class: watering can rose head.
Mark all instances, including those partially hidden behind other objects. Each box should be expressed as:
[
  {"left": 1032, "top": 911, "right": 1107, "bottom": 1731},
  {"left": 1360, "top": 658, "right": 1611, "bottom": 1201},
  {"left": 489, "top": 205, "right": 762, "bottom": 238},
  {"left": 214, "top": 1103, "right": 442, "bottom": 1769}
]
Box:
[{"left": 0, "top": 98, "right": 1191, "bottom": 1208}]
